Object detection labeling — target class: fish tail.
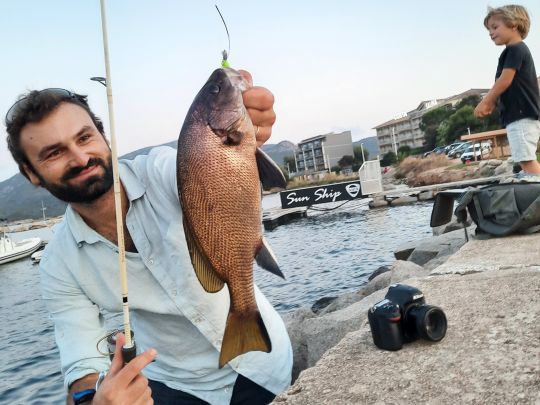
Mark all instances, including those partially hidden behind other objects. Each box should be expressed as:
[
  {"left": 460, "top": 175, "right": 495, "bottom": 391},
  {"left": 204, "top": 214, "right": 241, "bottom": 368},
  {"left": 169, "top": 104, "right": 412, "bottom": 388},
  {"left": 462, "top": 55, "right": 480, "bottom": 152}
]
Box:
[{"left": 218, "top": 310, "right": 271, "bottom": 368}]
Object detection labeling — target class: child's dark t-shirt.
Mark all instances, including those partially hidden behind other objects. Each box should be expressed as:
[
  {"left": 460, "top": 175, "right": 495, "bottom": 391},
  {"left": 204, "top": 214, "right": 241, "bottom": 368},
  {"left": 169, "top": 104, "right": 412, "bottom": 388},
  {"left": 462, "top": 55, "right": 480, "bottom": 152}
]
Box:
[{"left": 496, "top": 41, "right": 540, "bottom": 127}]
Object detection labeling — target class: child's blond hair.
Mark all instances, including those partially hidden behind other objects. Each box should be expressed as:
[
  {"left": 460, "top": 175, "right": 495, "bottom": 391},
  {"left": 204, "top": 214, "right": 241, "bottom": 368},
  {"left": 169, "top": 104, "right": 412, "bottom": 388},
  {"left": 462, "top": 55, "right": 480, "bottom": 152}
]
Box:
[{"left": 484, "top": 5, "right": 531, "bottom": 39}]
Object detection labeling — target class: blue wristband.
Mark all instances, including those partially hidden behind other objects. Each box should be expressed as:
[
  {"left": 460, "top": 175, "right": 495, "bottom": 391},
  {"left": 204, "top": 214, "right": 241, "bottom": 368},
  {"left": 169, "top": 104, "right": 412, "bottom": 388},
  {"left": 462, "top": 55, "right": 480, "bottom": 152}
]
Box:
[{"left": 72, "top": 388, "right": 96, "bottom": 404}]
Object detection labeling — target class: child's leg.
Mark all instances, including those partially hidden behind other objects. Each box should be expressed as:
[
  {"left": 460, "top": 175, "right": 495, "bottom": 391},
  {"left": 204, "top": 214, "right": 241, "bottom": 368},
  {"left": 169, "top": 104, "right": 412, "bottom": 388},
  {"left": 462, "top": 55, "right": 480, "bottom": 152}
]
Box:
[
  {"left": 506, "top": 118, "right": 540, "bottom": 174},
  {"left": 519, "top": 160, "right": 540, "bottom": 174}
]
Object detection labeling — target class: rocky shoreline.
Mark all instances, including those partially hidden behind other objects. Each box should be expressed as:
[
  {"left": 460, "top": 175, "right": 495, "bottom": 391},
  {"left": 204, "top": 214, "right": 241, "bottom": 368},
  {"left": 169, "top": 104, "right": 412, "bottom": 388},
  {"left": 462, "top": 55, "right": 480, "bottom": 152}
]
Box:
[
  {"left": 275, "top": 214, "right": 540, "bottom": 403},
  {"left": 280, "top": 213, "right": 475, "bottom": 383}
]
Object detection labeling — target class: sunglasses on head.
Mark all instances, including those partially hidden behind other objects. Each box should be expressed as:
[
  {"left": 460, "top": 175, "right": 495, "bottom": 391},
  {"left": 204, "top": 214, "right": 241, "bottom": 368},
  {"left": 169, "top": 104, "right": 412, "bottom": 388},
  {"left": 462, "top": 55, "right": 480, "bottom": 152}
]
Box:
[{"left": 5, "top": 88, "right": 77, "bottom": 125}]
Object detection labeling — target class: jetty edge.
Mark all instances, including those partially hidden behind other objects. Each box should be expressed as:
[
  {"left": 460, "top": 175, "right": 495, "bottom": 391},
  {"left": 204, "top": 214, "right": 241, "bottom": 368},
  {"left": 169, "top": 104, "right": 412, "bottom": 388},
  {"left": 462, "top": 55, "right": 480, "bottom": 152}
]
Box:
[{"left": 275, "top": 231, "right": 540, "bottom": 404}]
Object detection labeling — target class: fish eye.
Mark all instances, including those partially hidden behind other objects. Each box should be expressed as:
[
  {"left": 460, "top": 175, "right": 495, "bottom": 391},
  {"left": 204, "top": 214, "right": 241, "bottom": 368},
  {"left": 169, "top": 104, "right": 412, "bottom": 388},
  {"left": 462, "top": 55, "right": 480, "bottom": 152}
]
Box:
[{"left": 209, "top": 84, "right": 220, "bottom": 94}]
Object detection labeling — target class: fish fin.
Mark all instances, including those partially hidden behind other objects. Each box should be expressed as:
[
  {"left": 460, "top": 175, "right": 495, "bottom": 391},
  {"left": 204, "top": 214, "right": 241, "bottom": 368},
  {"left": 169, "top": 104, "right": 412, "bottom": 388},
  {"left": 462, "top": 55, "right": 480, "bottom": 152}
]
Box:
[
  {"left": 255, "top": 238, "right": 285, "bottom": 279},
  {"left": 219, "top": 310, "right": 272, "bottom": 368},
  {"left": 183, "top": 218, "right": 225, "bottom": 293},
  {"left": 256, "top": 148, "right": 287, "bottom": 191}
]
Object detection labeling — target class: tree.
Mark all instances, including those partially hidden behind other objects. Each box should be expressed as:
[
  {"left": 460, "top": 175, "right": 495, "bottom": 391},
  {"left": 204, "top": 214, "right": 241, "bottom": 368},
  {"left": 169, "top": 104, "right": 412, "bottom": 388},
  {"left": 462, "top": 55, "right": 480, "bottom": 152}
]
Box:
[
  {"left": 338, "top": 155, "right": 355, "bottom": 168},
  {"left": 353, "top": 145, "right": 369, "bottom": 165},
  {"left": 397, "top": 145, "right": 412, "bottom": 161},
  {"left": 419, "top": 106, "right": 452, "bottom": 150},
  {"left": 380, "top": 151, "right": 397, "bottom": 167},
  {"left": 283, "top": 155, "right": 297, "bottom": 173},
  {"left": 422, "top": 96, "right": 502, "bottom": 148},
  {"left": 454, "top": 95, "right": 482, "bottom": 110},
  {"left": 439, "top": 105, "right": 500, "bottom": 145}
]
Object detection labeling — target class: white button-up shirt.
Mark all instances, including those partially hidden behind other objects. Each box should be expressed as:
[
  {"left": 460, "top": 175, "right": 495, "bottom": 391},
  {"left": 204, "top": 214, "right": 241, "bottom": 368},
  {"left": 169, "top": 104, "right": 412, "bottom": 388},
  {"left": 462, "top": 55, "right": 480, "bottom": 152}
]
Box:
[{"left": 39, "top": 146, "right": 292, "bottom": 404}]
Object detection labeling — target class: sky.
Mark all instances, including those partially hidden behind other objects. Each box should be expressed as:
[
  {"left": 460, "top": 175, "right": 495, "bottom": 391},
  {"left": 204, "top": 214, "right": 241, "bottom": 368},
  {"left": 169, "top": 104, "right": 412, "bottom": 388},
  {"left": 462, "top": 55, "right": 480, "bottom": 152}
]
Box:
[{"left": 1, "top": 0, "right": 539, "bottom": 181}]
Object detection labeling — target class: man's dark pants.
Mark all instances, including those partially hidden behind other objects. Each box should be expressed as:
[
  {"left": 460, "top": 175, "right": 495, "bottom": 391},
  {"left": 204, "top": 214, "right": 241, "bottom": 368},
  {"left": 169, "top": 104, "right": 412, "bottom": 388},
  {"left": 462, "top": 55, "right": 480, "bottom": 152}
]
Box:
[{"left": 149, "top": 374, "right": 276, "bottom": 405}]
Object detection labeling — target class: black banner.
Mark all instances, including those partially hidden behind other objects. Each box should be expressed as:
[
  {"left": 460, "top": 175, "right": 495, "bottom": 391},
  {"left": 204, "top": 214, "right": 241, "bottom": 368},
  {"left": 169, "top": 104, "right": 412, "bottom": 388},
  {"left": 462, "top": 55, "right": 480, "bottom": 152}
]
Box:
[{"left": 280, "top": 180, "right": 365, "bottom": 208}]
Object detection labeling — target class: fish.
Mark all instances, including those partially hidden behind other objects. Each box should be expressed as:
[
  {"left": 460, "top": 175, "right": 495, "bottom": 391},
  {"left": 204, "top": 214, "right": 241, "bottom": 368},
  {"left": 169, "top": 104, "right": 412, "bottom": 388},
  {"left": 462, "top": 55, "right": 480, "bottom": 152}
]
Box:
[{"left": 176, "top": 68, "right": 287, "bottom": 368}]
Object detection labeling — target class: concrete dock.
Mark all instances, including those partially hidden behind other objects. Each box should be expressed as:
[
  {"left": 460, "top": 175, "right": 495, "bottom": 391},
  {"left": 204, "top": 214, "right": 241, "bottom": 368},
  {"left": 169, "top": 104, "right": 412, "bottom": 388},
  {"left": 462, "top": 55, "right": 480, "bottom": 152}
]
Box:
[{"left": 378, "top": 175, "right": 508, "bottom": 199}]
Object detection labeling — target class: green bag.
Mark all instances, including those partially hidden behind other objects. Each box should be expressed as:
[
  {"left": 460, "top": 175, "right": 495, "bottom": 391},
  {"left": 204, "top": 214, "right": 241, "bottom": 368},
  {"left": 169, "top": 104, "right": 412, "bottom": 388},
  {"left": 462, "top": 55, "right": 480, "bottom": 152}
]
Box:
[{"left": 431, "top": 183, "right": 540, "bottom": 236}]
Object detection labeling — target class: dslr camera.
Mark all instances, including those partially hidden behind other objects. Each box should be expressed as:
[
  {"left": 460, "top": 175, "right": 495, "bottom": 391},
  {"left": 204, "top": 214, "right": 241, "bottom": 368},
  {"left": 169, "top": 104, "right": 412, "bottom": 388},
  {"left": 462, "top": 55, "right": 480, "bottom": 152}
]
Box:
[{"left": 368, "top": 284, "right": 447, "bottom": 351}]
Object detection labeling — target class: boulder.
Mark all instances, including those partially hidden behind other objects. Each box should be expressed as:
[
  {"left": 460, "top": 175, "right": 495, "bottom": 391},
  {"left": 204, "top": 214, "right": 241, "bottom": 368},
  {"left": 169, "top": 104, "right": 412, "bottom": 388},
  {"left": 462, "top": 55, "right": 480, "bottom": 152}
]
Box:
[
  {"left": 317, "top": 265, "right": 393, "bottom": 317},
  {"left": 494, "top": 159, "right": 514, "bottom": 176},
  {"left": 310, "top": 296, "right": 338, "bottom": 314},
  {"left": 394, "top": 241, "right": 416, "bottom": 260},
  {"left": 418, "top": 190, "right": 434, "bottom": 201},
  {"left": 389, "top": 260, "right": 428, "bottom": 282},
  {"left": 316, "top": 290, "right": 366, "bottom": 316},
  {"left": 432, "top": 215, "right": 473, "bottom": 236},
  {"left": 486, "top": 159, "right": 503, "bottom": 167},
  {"left": 300, "top": 289, "right": 387, "bottom": 376},
  {"left": 363, "top": 272, "right": 392, "bottom": 295},
  {"left": 282, "top": 306, "right": 317, "bottom": 382},
  {"left": 389, "top": 195, "right": 417, "bottom": 206},
  {"left": 478, "top": 160, "right": 489, "bottom": 169},
  {"left": 407, "top": 229, "right": 469, "bottom": 266},
  {"left": 368, "top": 265, "right": 390, "bottom": 281},
  {"left": 477, "top": 164, "right": 495, "bottom": 177},
  {"left": 368, "top": 197, "right": 388, "bottom": 208}
]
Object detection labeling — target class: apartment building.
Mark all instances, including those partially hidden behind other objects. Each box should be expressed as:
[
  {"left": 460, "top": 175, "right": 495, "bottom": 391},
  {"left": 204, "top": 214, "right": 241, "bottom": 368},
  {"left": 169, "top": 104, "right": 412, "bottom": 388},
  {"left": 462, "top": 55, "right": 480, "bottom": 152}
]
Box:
[
  {"left": 374, "top": 89, "right": 489, "bottom": 154},
  {"left": 294, "top": 131, "right": 354, "bottom": 175}
]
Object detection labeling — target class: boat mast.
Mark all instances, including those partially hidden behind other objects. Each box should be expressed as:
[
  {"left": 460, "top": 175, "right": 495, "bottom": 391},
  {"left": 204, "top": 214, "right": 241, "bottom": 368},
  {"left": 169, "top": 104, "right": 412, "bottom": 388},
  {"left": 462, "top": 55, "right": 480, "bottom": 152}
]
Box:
[{"left": 41, "top": 200, "right": 46, "bottom": 221}]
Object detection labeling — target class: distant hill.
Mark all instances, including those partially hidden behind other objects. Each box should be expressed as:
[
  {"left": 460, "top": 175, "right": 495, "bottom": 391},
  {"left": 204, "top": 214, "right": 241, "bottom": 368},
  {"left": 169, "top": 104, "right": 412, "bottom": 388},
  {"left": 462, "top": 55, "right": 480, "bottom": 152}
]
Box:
[
  {"left": 0, "top": 140, "right": 296, "bottom": 221},
  {"left": 353, "top": 136, "right": 379, "bottom": 158},
  {"left": 0, "top": 174, "right": 68, "bottom": 221},
  {"left": 260, "top": 140, "right": 296, "bottom": 166}
]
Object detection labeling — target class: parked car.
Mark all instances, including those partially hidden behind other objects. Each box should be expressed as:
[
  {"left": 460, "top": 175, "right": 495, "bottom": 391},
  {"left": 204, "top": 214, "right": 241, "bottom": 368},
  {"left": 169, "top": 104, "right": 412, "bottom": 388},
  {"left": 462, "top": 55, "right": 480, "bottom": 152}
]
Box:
[
  {"left": 447, "top": 142, "right": 472, "bottom": 159},
  {"left": 423, "top": 145, "right": 446, "bottom": 158},
  {"left": 460, "top": 143, "right": 492, "bottom": 163},
  {"left": 444, "top": 142, "right": 467, "bottom": 155}
]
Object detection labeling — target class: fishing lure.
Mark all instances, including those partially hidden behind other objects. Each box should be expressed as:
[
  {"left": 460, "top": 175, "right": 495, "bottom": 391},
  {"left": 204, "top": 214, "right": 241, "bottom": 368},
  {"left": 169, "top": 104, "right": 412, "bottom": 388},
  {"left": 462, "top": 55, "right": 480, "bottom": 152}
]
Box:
[{"left": 215, "top": 5, "right": 231, "bottom": 67}]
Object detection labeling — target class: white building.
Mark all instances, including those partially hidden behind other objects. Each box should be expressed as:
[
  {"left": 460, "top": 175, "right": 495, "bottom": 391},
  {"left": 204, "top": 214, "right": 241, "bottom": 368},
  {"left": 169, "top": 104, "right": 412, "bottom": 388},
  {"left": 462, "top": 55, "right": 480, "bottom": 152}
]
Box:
[
  {"left": 294, "top": 131, "right": 354, "bottom": 175},
  {"left": 374, "top": 89, "right": 489, "bottom": 154}
]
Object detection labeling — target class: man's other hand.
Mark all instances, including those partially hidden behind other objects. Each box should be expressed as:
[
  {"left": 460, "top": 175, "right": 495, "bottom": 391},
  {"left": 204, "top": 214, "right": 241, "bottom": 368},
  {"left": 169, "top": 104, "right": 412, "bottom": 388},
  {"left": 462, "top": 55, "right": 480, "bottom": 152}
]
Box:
[{"left": 93, "top": 333, "right": 156, "bottom": 404}]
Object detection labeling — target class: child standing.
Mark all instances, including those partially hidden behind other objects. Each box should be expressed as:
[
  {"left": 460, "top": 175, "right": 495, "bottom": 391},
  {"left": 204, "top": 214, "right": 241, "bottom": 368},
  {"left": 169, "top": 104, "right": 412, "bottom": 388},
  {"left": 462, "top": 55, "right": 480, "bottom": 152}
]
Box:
[{"left": 474, "top": 5, "right": 540, "bottom": 179}]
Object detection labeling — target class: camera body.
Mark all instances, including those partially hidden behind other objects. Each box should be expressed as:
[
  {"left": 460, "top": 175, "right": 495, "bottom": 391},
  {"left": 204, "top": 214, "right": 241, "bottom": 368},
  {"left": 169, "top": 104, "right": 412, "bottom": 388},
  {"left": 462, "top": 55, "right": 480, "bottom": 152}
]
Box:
[{"left": 368, "top": 284, "right": 447, "bottom": 351}]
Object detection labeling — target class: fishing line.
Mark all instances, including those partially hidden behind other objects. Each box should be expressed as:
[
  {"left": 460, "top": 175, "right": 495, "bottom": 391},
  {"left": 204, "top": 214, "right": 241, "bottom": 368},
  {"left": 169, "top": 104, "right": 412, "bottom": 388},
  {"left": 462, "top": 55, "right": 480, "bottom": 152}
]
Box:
[
  {"left": 307, "top": 199, "right": 371, "bottom": 213},
  {"left": 308, "top": 200, "right": 352, "bottom": 212},
  {"left": 215, "top": 5, "right": 231, "bottom": 67},
  {"left": 98, "top": 0, "right": 136, "bottom": 362}
]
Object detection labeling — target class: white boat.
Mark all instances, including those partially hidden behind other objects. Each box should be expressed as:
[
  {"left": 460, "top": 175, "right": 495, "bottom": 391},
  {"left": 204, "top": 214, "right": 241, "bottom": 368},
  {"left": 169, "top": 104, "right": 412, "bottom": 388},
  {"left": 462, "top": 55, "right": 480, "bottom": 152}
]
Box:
[{"left": 0, "top": 234, "right": 42, "bottom": 265}]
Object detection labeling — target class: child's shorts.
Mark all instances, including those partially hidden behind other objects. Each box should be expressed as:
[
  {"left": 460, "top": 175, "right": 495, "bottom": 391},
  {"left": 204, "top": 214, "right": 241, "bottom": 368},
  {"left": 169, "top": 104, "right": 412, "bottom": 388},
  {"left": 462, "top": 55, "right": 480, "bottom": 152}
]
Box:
[{"left": 506, "top": 118, "right": 540, "bottom": 162}]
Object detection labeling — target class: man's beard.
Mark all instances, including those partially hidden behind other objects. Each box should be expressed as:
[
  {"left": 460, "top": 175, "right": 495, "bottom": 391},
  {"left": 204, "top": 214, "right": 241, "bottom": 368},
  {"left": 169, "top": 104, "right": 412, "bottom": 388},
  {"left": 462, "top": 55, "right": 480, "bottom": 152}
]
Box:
[{"left": 37, "top": 155, "right": 114, "bottom": 203}]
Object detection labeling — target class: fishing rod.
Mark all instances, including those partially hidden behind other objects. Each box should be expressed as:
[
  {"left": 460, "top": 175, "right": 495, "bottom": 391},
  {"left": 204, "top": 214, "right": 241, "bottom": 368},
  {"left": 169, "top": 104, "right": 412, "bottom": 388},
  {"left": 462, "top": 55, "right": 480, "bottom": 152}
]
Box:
[{"left": 97, "top": 0, "right": 136, "bottom": 363}]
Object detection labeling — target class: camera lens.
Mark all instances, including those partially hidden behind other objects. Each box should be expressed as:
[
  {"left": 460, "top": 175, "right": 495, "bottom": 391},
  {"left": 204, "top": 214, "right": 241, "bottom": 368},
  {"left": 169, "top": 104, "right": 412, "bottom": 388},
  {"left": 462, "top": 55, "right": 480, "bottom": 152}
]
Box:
[{"left": 407, "top": 305, "right": 447, "bottom": 342}]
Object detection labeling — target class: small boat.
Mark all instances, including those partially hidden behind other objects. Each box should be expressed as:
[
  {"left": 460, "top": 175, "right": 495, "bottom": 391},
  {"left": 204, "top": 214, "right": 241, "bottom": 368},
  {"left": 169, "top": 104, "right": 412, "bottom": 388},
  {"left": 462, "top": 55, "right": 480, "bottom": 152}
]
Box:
[
  {"left": 0, "top": 233, "right": 42, "bottom": 265},
  {"left": 31, "top": 249, "right": 44, "bottom": 264}
]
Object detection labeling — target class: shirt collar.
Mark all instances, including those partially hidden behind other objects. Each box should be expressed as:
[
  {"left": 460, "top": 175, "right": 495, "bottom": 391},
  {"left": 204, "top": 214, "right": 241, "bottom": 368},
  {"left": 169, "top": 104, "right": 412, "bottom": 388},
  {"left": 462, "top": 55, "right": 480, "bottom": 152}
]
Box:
[{"left": 66, "top": 161, "right": 146, "bottom": 245}]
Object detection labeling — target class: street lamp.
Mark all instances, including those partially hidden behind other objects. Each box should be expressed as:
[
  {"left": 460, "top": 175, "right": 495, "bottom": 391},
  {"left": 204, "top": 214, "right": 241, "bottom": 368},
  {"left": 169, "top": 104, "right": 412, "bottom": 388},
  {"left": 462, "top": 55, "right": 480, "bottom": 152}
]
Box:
[
  {"left": 391, "top": 127, "right": 398, "bottom": 156},
  {"left": 90, "top": 76, "right": 107, "bottom": 87}
]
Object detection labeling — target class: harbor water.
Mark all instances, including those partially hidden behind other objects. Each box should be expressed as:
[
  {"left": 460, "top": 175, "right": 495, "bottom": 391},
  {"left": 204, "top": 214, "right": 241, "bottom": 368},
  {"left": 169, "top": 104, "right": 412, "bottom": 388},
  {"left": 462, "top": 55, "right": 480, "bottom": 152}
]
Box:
[{"left": 0, "top": 197, "right": 434, "bottom": 403}]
